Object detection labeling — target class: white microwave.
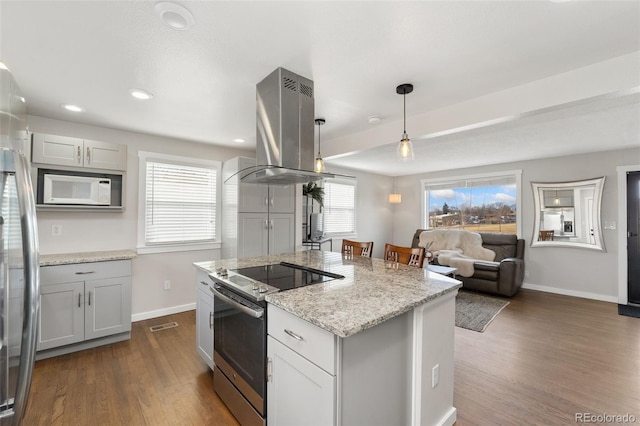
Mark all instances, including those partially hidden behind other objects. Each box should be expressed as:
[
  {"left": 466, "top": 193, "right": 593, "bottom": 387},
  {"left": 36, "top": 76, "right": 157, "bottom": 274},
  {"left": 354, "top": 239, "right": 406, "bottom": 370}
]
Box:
[{"left": 43, "top": 174, "right": 111, "bottom": 205}]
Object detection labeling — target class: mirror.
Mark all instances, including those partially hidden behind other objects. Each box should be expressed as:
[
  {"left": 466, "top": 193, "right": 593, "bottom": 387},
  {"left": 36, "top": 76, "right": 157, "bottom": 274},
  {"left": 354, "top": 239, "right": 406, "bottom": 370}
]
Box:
[{"left": 531, "top": 177, "right": 606, "bottom": 251}]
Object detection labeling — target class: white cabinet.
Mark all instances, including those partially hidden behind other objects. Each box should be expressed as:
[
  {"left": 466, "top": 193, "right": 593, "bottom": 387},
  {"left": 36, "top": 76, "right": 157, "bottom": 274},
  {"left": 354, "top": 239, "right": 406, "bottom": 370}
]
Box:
[
  {"left": 222, "top": 156, "right": 295, "bottom": 259},
  {"left": 267, "top": 304, "right": 337, "bottom": 426},
  {"left": 237, "top": 212, "right": 295, "bottom": 258},
  {"left": 32, "top": 133, "right": 127, "bottom": 171},
  {"left": 266, "top": 299, "right": 457, "bottom": 426},
  {"left": 38, "top": 260, "right": 132, "bottom": 353},
  {"left": 196, "top": 270, "right": 214, "bottom": 369},
  {"left": 267, "top": 336, "right": 335, "bottom": 426}
]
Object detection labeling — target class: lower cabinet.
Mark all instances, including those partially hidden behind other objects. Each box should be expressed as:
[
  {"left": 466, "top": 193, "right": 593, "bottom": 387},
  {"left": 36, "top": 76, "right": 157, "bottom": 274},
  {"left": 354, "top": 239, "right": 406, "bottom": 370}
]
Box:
[
  {"left": 267, "top": 336, "right": 335, "bottom": 425},
  {"left": 196, "top": 270, "right": 214, "bottom": 369},
  {"left": 267, "top": 304, "right": 337, "bottom": 425},
  {"left": 38, "top": 260, "right": 132, "bottom": 352}
]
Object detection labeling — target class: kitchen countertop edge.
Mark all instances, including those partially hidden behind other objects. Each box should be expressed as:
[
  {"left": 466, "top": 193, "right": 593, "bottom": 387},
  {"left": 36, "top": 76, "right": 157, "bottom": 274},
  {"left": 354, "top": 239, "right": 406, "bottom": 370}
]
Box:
[{"left": 40, "top": 249, "right": 137, "bottom": 266}]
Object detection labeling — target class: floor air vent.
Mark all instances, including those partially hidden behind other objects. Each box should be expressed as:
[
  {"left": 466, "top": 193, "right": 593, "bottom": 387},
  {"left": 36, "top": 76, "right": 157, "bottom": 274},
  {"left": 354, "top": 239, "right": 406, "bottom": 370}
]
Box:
[{"left": 149, "top": 322, "right": 178, "bottom": 332}]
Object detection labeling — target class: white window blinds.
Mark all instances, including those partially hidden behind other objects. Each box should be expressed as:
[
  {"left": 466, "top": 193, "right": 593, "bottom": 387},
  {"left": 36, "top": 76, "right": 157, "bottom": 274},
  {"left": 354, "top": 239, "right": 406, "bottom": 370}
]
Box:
[
  {"left": 144, "top": 160, "right": 217, "bottom": 245},
  {"left": 323, "top": 179, "right": 356, "bottom": 236}
]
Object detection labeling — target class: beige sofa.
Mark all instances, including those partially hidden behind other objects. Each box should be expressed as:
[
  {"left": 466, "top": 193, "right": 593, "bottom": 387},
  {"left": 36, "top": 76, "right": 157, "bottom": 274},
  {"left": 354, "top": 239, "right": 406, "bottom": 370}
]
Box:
[{"left": 411, "top": 229, "right": 525, "bottom": 297}]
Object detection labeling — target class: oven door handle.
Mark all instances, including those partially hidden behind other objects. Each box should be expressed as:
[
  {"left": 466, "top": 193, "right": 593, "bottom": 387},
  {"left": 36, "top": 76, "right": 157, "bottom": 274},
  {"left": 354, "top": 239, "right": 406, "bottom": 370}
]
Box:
[{"left": 211, "top": 286, "right": 264, "bottom": 319}]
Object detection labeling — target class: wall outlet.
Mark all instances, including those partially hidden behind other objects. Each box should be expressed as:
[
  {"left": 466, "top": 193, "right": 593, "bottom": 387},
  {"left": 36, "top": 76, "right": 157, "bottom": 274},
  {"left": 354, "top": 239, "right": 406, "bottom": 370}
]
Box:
[
  {"left": 164, "top": 280, "right": 171, "bottom": 290},
  {"left": 51, "top": 225, "right": 62, "bottom": 236},
  {"left": 432, "top": 364, "right": 440, "bottom": 388}
]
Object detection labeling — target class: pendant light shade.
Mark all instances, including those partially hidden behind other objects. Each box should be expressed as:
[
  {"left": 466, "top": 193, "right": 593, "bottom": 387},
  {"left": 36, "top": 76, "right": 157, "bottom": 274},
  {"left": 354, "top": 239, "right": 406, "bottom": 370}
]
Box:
[
  {"left": 315, "top": 118, "right": 325, "bottom": 173},
  {"left": 396, "top": 83, "right": 414, "bottom": 162}
]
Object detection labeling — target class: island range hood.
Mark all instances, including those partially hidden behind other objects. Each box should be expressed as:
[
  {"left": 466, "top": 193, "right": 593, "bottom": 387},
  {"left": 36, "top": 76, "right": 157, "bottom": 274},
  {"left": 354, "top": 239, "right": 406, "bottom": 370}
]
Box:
[{"left": 239, "top": 67, "right": 346, "bottom": 185}]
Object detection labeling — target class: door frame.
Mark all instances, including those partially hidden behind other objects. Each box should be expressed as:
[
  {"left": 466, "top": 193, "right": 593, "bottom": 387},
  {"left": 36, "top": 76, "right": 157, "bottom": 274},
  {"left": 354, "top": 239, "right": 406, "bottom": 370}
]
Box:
[{"left": 617, "top": 165, "right": 640, "bottom": 304}]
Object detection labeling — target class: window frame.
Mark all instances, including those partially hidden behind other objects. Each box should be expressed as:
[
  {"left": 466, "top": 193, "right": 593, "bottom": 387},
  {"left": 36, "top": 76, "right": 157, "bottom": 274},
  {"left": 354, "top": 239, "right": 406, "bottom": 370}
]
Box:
[
  {"left": 322, "top": 177, "right": 357, "bottom": 238},
  {"left": 421, "top": 170, "right": 522, "bottom": 237},
  {"left": 137, "top": 151, "right": 222, "bottom": 254}
]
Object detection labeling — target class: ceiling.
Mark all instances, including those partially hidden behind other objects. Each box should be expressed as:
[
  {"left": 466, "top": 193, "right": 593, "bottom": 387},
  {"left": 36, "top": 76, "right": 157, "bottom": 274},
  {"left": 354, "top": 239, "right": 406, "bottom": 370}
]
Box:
[{"left": 1, "top": 1, "right": 639, "bottom": 176}]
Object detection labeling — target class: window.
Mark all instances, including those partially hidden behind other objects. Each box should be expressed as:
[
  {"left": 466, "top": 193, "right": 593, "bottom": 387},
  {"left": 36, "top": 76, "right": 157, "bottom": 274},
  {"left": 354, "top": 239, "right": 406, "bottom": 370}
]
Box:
[
  {"left": 422, "top": 170, "right": 522, "bottom": 236},
  {"left": 323, "top": 178, "right": 357, "bottom": 237},
  {"left": 138, "top": 151, "right": 221, "bottom": 253}
]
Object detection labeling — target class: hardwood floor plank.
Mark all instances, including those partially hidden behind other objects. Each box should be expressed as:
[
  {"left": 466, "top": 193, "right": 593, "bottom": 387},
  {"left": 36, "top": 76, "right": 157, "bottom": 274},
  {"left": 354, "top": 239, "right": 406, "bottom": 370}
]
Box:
[{"left": 22, "top": 290, "right": 638, "bottom": 425}]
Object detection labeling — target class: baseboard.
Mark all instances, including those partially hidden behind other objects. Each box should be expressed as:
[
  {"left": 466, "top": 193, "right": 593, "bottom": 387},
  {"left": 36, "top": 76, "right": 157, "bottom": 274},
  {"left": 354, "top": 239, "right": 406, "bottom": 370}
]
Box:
[
  {"left": 435, "top": 407, "right": 457, "bottom": 426},
  {"left": 132, "top": 302, "right": 196, "bottom": 322},
  {"left": 618, "top": 304, "right": 640, "bottom": 318},
  {"left": 522, "top": 282, "right": 618, "bottom": 303}
]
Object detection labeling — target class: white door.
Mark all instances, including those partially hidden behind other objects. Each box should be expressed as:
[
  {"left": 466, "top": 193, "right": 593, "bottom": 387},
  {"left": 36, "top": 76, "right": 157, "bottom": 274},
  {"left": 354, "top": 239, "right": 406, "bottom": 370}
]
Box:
[
  {"left": 268, "top": 213, "right": 295, "bottom": 255},
  {"left": 31, "top": 133, "right": 83, "bottom": 167},
  {"left": 38, "top": 281, "right": 84, "bottom": 350},
  {"left": 267, "top": 336, "right": 335, "bottom": 426},
  {"left": 196, "top": 285, "right": 214, "bottom": 369},
  {"left": 83, "top": 139, "right": 127, "bottom": 171},
  {"left": 269, "top": 185, "right": 295, "bottom": 213},
  {"left": 84, "top": 277, "right": 131, "bottom": 340},
  {"left": 239, "top": 182, "right": 269, "bottom": 212},
  {"left": 238, "top": 213, "right": 269, "bottom": 258}
]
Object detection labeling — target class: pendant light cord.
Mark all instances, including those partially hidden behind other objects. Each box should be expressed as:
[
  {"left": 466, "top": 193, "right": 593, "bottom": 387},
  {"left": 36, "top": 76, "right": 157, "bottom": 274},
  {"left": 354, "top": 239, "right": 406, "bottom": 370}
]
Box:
[{"left": 403, "top": 93, "right": 407, "bottom": 134}]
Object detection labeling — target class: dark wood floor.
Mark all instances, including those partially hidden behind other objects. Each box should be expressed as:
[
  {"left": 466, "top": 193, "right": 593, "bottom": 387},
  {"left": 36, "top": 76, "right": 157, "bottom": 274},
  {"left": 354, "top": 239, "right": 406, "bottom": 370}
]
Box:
[{"left": 23, "top": 289, "right": 639, "bottom": 425}]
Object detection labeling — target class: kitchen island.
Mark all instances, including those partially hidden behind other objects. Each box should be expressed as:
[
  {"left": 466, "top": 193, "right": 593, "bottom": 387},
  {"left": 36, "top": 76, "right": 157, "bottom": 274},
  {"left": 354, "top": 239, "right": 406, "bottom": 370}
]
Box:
[{"left": 194, "top": 250, "right": 461, "bottom": 426}]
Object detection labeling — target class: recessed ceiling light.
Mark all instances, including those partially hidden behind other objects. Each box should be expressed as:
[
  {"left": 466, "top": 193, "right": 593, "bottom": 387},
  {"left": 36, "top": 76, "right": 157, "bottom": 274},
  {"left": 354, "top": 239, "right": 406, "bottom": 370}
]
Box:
[
  {"left": 60, "top": 104, "right": 85, "bottom": 112},
  {"left": 368, "top": 115, "right": 382, "bottom": 124},
  {"left": 130, "top": 88, "right": 154, "bottom": 100},
  {"left": 233, "top": 138, "right": 246, "bottom": 143},
  {"left": 154, "top": 2, "right": 195, "bottom": 31}
]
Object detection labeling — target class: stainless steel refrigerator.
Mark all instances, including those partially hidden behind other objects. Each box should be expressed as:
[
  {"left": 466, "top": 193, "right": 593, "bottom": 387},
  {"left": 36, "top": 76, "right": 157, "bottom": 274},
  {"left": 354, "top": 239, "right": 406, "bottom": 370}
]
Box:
[{"left": 0, "top": 61, "right": 40, "bottom": 425}]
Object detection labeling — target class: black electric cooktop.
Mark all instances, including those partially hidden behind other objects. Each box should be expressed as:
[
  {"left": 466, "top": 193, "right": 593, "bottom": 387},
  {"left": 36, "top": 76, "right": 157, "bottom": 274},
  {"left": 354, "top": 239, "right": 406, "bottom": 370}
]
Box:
[{"left": 231, "top": 262, "right": 344, "bottom": 292}]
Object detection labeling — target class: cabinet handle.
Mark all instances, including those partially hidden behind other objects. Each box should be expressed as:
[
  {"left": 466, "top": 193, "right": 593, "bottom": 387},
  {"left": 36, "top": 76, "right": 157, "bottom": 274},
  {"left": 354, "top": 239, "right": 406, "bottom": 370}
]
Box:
[
  {"left": 209, "top": 312, "right": 213, "bottom": 329},
  {"left": 284, "top": 329, "right": 304, "bottom": 341},
  {"left": 264, "top": 196, "right": 269, "bottom": 206},
  {"left": 75, "top": 271, "right": 96, "bottom": 275},
  {"left": 269, "top": 196, "right": 274, "bottom": 207},
  {"left": 77, "top": 146, "right": 82, "bottom": 164},
  {"left": 86, "top": 146, "right": 91, "bottom": 164},
  {"left": 269, "top": 219, "right": 274, "bottom": 230},
  {"left": 264, "top": 219, "right": 268, "bottom": 229},
  {"left": 266, "top": 357, "right": 272, "bottom": 382},
  {"left": 200, "top": 280, "right": 209, "bottom": 286},
  {"left": 88, "top": 291, "right": 92, "bottom": 306},
  {"left": 78, "top": 293, "right": 82, "bottom": 308}
]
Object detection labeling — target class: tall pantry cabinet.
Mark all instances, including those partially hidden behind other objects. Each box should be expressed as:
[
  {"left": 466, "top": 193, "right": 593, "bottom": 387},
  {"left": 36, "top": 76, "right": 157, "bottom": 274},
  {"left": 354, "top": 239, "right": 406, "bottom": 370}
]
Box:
[{"left": 222, "top": 157, "right": 295, "bottom": 259}]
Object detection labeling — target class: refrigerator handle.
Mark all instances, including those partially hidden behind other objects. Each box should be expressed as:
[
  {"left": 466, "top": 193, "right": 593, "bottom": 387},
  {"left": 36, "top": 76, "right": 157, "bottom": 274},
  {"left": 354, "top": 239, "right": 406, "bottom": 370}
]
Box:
[{"left": 12, "top": 151, "right": 40, "bottom": 425}]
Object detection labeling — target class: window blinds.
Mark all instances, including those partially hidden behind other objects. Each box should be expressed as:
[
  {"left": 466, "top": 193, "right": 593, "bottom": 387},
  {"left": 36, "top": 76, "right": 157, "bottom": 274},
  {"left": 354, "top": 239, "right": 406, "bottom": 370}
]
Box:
[
  {"left": 145, "top": 160, "right": 217, "bottom": 245},
  {"left": 323, "top": 180, "right": 356, "bottom": 235}
]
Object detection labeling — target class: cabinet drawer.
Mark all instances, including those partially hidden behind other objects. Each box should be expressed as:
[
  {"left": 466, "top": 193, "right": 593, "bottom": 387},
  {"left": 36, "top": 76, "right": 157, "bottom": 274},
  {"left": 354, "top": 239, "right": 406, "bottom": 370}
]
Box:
[
  {"left": 197, "top": 269, "right": 214, "bottom": 289},
  {"left": 268, "top": 304, "right": 335, "bottom": 374},
  {"left": 40, "top": 260, "right": 131, "bottom": 285}
]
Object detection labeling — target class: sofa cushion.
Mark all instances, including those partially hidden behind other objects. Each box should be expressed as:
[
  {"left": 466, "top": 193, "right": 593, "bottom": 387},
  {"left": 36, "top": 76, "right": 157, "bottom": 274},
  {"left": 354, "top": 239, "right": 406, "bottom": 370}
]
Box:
[{"left": 478, "top": 232, "right": 517, "bottom": 261}]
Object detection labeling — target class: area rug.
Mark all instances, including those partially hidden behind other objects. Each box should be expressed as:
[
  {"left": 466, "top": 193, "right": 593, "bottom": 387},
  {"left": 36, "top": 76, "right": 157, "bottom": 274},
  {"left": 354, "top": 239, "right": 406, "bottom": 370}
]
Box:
[{"left": 455, "top": 291, "right": 510, "bottom": 332}]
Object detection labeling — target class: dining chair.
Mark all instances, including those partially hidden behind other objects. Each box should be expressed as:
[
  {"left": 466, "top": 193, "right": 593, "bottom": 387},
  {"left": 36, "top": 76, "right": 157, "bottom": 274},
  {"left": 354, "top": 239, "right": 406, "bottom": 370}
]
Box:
[
  {"left": 539, "top": 230, "right": 554, "bottom": 241},
  {"left": 341, "top": 239, "right": 374, "bottom": 258},
  {"left": 383, "top": 243, "right": 425, "bottom": 268}
]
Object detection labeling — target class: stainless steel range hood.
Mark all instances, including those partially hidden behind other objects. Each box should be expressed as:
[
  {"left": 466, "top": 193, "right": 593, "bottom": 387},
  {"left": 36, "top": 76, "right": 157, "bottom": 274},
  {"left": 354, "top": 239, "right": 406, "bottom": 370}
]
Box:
[{"left": 240, "top": 67, "right": 344, "bottom": 185}]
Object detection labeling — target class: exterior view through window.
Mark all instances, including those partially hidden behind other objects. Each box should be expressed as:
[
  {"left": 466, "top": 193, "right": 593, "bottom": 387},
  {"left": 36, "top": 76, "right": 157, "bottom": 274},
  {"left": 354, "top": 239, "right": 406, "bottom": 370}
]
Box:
[{"left": 423, "top": 172, "right": 520, "bottom": 235}]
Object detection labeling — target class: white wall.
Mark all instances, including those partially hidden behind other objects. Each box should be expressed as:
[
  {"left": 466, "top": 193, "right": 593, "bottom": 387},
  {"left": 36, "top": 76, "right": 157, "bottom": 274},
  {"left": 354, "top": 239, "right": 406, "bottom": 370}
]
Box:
[
  {"left": 28, "top": 115, "right": 253, "bottom": 320},
  {"left": 393, "top": 147, "right": 640, "bottom": 302}
]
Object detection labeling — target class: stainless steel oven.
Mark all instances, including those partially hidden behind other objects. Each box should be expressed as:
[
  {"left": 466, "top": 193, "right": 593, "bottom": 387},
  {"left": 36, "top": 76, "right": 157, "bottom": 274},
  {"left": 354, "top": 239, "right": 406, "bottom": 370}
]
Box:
[{"left": 210, "top": 262, "right": 343, "bottom": 426}]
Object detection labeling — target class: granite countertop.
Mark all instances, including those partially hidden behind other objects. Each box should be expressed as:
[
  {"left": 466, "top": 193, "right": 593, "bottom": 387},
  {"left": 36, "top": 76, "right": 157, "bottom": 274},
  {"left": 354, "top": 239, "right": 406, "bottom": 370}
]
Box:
[
  {"left": 40, "top": 249, "right": 137, "bottom": 266},
  {"left": 194, "top": 251, "right": 461, "bottom": 338}
]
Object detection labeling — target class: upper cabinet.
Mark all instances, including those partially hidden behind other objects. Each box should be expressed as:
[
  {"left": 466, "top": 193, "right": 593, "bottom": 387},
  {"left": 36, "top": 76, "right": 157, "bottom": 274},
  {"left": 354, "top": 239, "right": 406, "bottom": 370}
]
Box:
[{"left": 32, "top": 133, "right": 127, "bottom": 171}]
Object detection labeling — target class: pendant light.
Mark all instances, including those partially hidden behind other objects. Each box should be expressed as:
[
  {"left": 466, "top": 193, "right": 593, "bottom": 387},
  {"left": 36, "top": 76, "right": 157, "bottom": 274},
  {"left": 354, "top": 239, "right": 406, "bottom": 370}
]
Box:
[
  {"left": 315, "top": 118, "right": 325, "bottom": 173},
  {"left": 396, "top": 83, "right": 414, "bottom": 162}
]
